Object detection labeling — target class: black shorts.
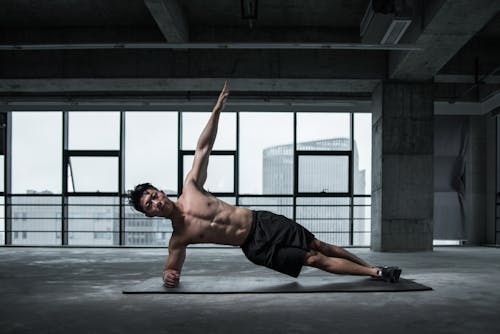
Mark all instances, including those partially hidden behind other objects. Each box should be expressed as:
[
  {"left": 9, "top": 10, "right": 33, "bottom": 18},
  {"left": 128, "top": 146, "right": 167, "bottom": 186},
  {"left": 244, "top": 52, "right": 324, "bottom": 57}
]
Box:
[{"left": 241, "top": 210, "right": 316, "bottom": 278}]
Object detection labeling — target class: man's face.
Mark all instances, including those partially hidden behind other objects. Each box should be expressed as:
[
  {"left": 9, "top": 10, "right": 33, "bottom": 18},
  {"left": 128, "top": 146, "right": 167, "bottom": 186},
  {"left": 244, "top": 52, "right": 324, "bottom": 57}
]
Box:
[{"left": 139, "top": 188, "right": 171, "bottom": 217}]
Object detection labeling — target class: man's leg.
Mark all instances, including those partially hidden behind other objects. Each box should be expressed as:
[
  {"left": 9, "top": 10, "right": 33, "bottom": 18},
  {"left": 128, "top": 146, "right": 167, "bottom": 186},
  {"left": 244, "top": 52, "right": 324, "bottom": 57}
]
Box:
[
  {"left": 303, "top": 250, "right": 378, "bottom": 276},
  {"left": 308, "top": 238, "right": 374, "bottom": 268}
]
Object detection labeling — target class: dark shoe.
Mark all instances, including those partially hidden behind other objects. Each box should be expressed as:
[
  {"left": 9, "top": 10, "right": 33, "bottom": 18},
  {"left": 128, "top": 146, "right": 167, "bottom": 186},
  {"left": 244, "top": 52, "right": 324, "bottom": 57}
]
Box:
[{"left": 379, "top": 266, "right": 402, "bottom": 283}]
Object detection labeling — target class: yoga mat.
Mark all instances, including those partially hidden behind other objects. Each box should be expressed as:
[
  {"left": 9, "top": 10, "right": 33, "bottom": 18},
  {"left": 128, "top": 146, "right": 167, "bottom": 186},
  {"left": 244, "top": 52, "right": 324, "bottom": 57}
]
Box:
[{"left": 123, "top": 276, "right": 432, "bottom": 294}]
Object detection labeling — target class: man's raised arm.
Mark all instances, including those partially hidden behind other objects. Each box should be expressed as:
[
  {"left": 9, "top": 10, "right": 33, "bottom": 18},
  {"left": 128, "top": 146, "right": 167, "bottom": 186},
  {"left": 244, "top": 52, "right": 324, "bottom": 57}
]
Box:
[{"left": 185, "top": 81, "right": 229, "bottom": 188}]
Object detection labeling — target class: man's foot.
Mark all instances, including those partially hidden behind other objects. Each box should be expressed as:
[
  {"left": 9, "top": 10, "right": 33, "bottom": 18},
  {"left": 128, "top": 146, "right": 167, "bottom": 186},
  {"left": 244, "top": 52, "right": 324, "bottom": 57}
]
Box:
[{"left": 377, "top": 266, "right": 402, "bottom": 283}]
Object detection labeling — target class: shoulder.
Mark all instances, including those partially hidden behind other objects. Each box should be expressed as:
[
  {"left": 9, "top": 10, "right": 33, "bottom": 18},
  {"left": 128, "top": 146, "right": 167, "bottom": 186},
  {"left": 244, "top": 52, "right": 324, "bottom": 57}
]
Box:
[
  {"left": 182, "top": 179, "right": 207, "bottom": 197},
  {"left": 168, "top": 232, "right": 188, "bottom": 250}
]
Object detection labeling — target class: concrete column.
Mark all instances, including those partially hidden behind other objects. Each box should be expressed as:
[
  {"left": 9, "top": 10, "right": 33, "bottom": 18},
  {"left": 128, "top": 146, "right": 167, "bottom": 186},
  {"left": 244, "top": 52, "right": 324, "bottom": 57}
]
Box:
[
  {"left": 371, "top": 82, "right": 434, "bottom": 251},
  {"left": 466, "top": 116, "right": 488, "bottom": 244},
  {"left": 485, "top": 114, "right": 496, "bottom": 245}
]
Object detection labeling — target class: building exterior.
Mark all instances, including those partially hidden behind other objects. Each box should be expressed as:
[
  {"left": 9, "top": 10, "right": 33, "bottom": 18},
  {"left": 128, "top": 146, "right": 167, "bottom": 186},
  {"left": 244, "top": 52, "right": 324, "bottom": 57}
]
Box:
[{"left": 262, "top": 138, "right": 368, "bottom": 245}]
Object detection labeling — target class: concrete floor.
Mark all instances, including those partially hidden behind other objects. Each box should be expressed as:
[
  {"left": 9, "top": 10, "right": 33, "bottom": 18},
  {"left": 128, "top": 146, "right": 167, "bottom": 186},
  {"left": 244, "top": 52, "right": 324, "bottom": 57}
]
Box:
[{"left": 1, "top": 246, "right": 499, "bottom": 334}]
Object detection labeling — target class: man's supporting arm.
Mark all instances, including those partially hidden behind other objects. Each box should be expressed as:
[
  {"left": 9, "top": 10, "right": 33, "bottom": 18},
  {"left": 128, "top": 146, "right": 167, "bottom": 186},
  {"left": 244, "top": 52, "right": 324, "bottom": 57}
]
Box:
[
  {"left": 162, "top": 240, "right": 186, "bottom": 288},
  {"left": 185, "top": 81, "right": 229, "bottom": 188}
]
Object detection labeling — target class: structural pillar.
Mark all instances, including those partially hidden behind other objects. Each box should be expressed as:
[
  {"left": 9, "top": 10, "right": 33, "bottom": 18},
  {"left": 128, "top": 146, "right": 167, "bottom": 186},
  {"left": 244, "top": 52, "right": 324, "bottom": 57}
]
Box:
[{"left": 371, "top": 82, "right": 434, "bottom": 251}]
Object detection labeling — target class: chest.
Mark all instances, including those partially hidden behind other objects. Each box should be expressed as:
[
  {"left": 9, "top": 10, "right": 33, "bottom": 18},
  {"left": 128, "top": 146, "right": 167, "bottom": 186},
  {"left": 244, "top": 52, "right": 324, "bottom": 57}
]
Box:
[{"left": 181, "top": 194, "right": 219, "bottom": 219}]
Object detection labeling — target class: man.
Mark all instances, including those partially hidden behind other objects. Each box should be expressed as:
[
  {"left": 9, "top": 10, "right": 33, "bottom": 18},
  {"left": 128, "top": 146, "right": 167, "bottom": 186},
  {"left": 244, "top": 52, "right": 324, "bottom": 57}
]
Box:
[{"left": 128, "top": 81, "right": 401, "bottom": 288}]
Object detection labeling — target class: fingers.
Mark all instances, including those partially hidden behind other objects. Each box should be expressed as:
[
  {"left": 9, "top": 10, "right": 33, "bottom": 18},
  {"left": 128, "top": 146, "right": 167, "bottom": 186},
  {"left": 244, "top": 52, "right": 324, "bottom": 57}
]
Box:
[{"left": 163, "top": 271, "right": 180, "bottom": 288}]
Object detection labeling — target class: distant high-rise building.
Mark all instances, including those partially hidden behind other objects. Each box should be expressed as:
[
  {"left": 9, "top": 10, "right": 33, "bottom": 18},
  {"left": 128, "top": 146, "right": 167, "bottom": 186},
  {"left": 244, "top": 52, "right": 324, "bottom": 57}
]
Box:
[
  {"left": 263, "top": 138, "right": 365, "bottom": 194},
  {"left": 262, "top": 138, "right": 368, "bottom": 246}
]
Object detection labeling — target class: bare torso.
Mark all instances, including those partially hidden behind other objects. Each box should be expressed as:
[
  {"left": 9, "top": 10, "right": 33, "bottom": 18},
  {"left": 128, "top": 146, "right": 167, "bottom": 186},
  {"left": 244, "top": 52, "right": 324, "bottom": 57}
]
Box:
[{"left": 170, "top": 181, "right": 253, "bottom": 247}]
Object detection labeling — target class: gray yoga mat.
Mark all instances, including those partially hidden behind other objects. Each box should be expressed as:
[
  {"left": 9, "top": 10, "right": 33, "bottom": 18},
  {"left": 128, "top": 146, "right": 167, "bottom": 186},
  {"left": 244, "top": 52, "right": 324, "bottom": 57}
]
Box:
[{"left": 123, "top": 276, "right": 432, "bottom": 294}]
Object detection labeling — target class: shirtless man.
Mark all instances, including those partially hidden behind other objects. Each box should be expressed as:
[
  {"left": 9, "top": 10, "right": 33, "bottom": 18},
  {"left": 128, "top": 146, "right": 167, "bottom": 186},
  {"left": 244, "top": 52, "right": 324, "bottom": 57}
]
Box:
[{"left": 128, "top": 81, "right": 401, "bottom": 287}]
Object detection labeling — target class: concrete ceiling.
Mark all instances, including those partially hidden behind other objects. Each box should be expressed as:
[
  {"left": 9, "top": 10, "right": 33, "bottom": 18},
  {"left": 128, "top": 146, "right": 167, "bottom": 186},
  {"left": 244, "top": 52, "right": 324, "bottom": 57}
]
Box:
[{"left": 0, "top": 0, "right": 499, "bottom": 109}]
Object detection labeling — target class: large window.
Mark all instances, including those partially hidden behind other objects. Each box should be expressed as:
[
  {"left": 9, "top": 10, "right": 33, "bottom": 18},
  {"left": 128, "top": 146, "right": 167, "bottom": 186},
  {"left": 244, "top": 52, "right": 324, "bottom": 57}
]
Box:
[
  {"left": 182, "top": 112, "right": 236, "bottom": 150},
  {"left": 497, "top": 116, "right": 500, "bottom": 245},
  {"left": 66, "top": 112, "right": 120, "bottom": 194},
  {"left": 11, "top": 196, "right": 61, "bottom": 246},
  {"left": 125, "top": 112, "right": 178, "bottom": 193},
  {"left": 239, "top": 112, "right": 293, "bottom": 195},
  {"left": 0, "top": 113, "right": 5, "bottom": 245},
  {"left": 12, "top": 112, "right": 62, "bottom": 194},
  {"left": 2, "top": 107, "right": 372, "bottom": 246},
  {"left": 183, "top": 155, "right": 234, "bottom": 193},
  {"left": 69, "top": 112, "right": 119, "bottom": 150},
  {"left": 0, "top": 196, "right": 4, "bottom": 245}
]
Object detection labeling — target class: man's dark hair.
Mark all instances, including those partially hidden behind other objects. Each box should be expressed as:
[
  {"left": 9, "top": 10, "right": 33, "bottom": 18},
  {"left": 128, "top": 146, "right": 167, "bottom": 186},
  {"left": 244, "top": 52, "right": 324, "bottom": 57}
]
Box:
[{"left": 128, "top": 183, "right": 158, "bottom": 213}]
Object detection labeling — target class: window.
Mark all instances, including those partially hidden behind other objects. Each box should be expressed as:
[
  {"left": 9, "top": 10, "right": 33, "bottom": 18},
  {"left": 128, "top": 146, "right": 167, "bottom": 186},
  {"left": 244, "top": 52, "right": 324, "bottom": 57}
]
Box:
[
  {"left": 66, "top": 112, "right": 120, "bottom": 194},
  {"left": 125, "top": 112, "right": 178, "bottom": 193},
  {"left": 5, "top": 106, "right": 372, "bottom": 247},
  {"left": 240, "top": 112, "right": 294, "bottom": 195},
  {"left": 182, "top": 112, "right": 236, "bottom": 150},
  {"left": 183, "top": 155, "right": 234, "bottom": 193},
  {"left": 297, "top": 113, "right": 350, "bottom": 151},
  {"left": 298, "top": 155, "right": 349, "bottom": 193},
  {"left": 68, "top": 157, "right": 118, "bottom": 192},
  {"left": 67, "top": 196, "right": 118, "bottom": 246},
  {"left": 0, "top": 197, "right": 4, "bottom": 245},
  {"left": 69, "top": 112, "right": 119, "bottom": 150},
  {"left": 12, "top": 112, "right": 62, "bottom": 194},
  {"left": 354, "top": 113, "right": 372, "bottom": 195},
  {"left": 11, "top": 196, "right": 61, "bottom": 246}
]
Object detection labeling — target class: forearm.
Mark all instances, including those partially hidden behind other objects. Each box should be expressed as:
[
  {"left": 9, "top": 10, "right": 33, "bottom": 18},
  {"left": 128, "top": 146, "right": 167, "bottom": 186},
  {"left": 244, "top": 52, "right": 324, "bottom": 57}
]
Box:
[
  {"left": 162, "top": 248, "right": 186, "bottom": 287},
  {"left": 196, "top": 109, "right": 221, "bottom": 151},
  {"left": 196, "top": 81, "right": 228, "bottom": 151}
]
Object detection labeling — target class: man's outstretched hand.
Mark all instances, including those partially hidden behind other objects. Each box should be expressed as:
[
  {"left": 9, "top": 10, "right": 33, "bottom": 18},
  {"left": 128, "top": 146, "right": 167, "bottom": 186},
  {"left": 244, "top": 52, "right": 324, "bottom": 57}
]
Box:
[
  {"left": 214, "top": 81, "right": 229, "bottom": 112},
  {"left": 163, "top": 269, "right": 180, "bottom": 288}
]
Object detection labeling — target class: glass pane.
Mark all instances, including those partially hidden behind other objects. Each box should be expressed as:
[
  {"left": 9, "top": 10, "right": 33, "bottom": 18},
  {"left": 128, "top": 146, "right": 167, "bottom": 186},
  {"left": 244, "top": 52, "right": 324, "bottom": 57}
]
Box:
[
  {"left": 354, "top": 113, "right": 372, "bottom": 194},
  {"left": 11, "top": 196, "right": 61, "bottom": 246},
  {"left": 219, "top": 197, "right": 236, "bottom": 205},
  {"left": 239, "top": 197, "right": 293, "bottom": 217},
  {"left": 353, "top": 197, "right": 371, "bottom": 205},
  {"left": 69, "top": 112, "right": 119, "bottom": 150},
  {"left": 0, "top": 111, "right": 5, "bottom": 193},
  {"left": 296, "top": 197, "right": 351, "bottom": 246},
  {"left": 68, "top": 157, "right": 118, "bottom": 192},
  {"left": 240, "top": 112, "right": 294, "bottom": 194},
  {"left": 0, "top": 197, "right": 4, "bottom": 245},
  {"left": 353, "top": 219, "right": 370, "bottom": 246},
  {"left": 0, "top": 155, "right": 4, "bottom": 192},
  {"left": 125, "top": 112, "right": 178, "bottom": 193},
  {"left": 298, "top": 155, "right": 349, "bottom": 193},
  {"left": 296, "top": 197, "right": 350, "bottom": 205},
  {"left": 182, "top": 112, "right": 236, "bottom": 150},
  {"left": 12, "top": 112, "right": 62, "bottom": 194},
  {"left": 67, "top": 197, "right": 119, "bottom": 246},
  {"left": 497, "top": 116, "right": 500, "bottom": 192},
  {"left": 353, "top": 206, "right": 371, "bottom": 219},
  {"left": 183, "top": 155, "right": 234, "bottom": 192},
  {"left": 297, "top": 113, "right": 350, "bottom": 151}
]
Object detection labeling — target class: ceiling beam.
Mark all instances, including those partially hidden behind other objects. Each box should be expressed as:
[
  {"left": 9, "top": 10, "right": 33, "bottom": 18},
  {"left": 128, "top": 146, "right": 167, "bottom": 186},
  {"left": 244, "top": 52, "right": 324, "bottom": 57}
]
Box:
[
  {"left": 0, "top": 78, "right": 379, "bottom": 94},
  {"left": 0, "top": 42, "right": 420, "bottom": 51},
  {"left": 435, "top": 74, "right": 500, "bottom": 84},
  {"left": 144, "top": 0, "right": 188, "bottom": 43},
  {"left": 389, "top": 0, "right": 500, "bottom": 80}
]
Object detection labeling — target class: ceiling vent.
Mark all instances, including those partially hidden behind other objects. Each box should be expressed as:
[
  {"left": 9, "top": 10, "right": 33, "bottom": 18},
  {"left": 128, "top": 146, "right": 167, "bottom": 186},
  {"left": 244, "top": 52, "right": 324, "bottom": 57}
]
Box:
[{"left": 360, "top": 0, "right": 413, "bottom": 45}]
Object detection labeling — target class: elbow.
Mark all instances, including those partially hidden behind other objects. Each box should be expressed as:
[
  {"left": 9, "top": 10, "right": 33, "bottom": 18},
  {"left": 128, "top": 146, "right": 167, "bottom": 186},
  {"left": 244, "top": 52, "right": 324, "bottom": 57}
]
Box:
[{"left": 195, "top": 145, "right": 210, "bottom": 156}]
